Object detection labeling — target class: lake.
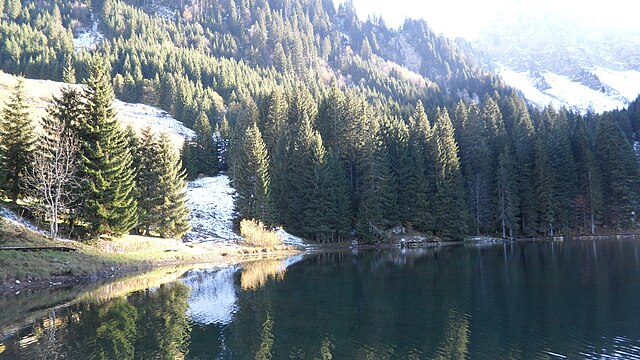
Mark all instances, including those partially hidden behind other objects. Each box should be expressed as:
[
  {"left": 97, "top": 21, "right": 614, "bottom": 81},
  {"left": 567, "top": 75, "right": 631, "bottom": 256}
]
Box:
[{"left": 2, "top": 238, "right": 640, "bottom": 359}]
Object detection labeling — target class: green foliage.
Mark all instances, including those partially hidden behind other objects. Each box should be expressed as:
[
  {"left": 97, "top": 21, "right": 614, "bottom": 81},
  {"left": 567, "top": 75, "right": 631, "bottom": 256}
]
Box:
[
  {"left": 595, "top": 114, "right": 640, "bottom": 229},
  {"left": 0, "top": 79, "right": 36, "bottom": 203},
  {"left": 135, "top": 129, "right": 191, "bottom": 238},
  {"left": 233, "top": 123, "right": 271, "bottom": 223},
  {"left": 77, "top": 57, "right": 138, "bottom": 238}
]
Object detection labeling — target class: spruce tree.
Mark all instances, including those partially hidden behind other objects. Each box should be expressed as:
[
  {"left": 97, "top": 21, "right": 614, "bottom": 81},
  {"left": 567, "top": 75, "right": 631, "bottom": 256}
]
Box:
[
  {"left": 156, "top": 132, "right": 191, "bottom": 239},
  {"left": 573, "top": 119, "right": 601, "bottom": 234},
  {"left": 194, "top": 112, "right": 217, "bottom": 176},
  {"left": 495, "top": 145, "right": 519, "bottom": 238},
  {"left": 0, "top": 79, "right": 36, "bottom": 203},
  {"left": 180, "top": 141, "right": 199, "bottom": 180},
  {"left": 406, "top": 101, "right": 435, "bottom": 232},
  {"left": 234, "top": 123, "right": 271, "bottom": 223},
  {"left": 135, "top": 127, "right": 162, "bottom": 235},
  {"left": 78, "top": 58, "right": 138, "bottom": 237},
  {"left": 357, "top": 127, "right": 395, "bottom": 242},
  {"left": 595, "top": 114, "right": 640, "bottom": 229},
  {"left": 459, "top": 102, "right": 491, "bottom": 234},
  {"left": 506, "top": 93, "right": 536, "bottom": 235},
  {"left": 432, "top": 108, "right": 468, "bottom": 239}
]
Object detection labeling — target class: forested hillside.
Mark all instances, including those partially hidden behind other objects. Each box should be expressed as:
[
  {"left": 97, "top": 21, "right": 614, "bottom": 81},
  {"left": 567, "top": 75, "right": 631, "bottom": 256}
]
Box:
[{"left": 0, "top": 0, "right": 639, "bottom": 242}]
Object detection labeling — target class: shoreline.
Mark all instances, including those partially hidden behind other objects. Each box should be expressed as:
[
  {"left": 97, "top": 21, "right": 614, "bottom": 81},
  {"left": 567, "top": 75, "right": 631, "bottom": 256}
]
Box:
[
  {"left": 0, "top": 247, "right": 303, "bottom": 295},
  {"left": 3, "top": 231, "right": 638, "bottom": 295}
]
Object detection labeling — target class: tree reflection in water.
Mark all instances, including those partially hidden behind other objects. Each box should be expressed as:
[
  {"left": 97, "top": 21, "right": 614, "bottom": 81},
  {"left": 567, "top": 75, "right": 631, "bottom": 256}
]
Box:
[{"left": 5, "top": 282, "right": 191, "bottom": 360}]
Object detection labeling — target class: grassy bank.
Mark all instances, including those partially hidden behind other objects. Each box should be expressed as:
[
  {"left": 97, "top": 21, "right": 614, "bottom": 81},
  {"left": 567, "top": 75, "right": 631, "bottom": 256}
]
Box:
[{"left": 0, "top": 220, "right": 301, "bottom": 291}]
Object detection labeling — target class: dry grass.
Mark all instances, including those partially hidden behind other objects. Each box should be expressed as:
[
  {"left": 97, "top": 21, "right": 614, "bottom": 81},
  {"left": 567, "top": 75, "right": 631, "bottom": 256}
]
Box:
[
  {"left": 0, "top": 221, "right": 300, "bottom": 284},
  {"left": 240, "top": 219, "right": 283, "bottom": 247},
  {"left": 240, "top": 259, "right": 286, "bottom": 290}
]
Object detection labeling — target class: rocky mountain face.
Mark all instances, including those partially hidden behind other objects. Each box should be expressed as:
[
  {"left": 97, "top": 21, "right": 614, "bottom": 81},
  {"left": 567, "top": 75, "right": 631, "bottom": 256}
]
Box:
[{"left": 462, "top": 12, "right": 640, "bottom": 113}]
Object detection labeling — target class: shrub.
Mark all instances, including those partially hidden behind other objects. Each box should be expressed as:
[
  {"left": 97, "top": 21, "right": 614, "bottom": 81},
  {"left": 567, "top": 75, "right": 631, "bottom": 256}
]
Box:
[{"left": 240, "top": 219, "right": 283, "bottom": 247}]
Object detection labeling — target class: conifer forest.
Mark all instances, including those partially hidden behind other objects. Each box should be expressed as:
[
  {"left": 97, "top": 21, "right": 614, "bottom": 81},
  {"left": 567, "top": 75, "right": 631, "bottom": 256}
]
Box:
[{"left": 0, "top": 0, "right": 639, "bottom": 242}]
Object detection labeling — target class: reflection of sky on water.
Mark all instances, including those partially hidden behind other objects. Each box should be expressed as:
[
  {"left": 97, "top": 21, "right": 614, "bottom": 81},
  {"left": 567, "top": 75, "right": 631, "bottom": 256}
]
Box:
[{"left": 183, "top": 267, "right": 240, "bottom": 325}]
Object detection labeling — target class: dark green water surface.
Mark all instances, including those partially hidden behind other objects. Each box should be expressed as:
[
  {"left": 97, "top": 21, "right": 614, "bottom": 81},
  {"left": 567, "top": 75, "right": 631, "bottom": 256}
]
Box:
[{"left": 2, "top": 238, "right": 640, "bottom": 359}]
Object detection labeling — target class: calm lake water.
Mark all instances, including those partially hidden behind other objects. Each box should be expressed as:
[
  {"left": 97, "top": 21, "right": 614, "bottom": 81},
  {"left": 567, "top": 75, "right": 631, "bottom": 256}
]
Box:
[{"left": 2, "top": 238, "right": 640, "bottom": 359}]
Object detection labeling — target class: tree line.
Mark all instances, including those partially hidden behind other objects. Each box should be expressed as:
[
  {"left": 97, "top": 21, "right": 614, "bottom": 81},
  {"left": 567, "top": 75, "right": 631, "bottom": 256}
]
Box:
[
  {"left": 230, "top": 86, "right": 640, "bottom": 242},
  {"left": 0, "top": 57, "right": 191, "bottom": 240}
]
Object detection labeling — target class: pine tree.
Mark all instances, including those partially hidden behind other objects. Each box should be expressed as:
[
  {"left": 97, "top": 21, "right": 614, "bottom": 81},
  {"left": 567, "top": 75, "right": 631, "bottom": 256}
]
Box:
[
  {"left": 405, "top": 101, "right": 435, "bottom": 232},
  {"left": 505, "top": 92, "right": 536, "bottom": 235},
  {"left": 459, "top": 102, "right": 491, "bottom": 234},
  {"left": 357, "top": 126, "right": 394, "bottom": 242},
  {"left": 495, "top": 145, "right": 519, "bottom": 238},
  {"left": 180, "top": 141, "right": 199, "bottom": 180},
  {"left": 533, "top": 134, "right": 556, "bottom": 236},
  {"left": 135, "top": 127, "right": 162, "bottom": 235},
  {"left": 573, "top": 119, "right": 601, "bottom": 234},
  {"left": 321, "top": 152, "right": 352, "bottom": 242},
  {"left": 0, "top": 79, "right": 36, "bottom": 203},
  {"left": 63, "top": 56, "right": 76, "bottom": 84},
  {"left": 156, "top": 132, "right": 191, "bottom": 239},
  {"left": 595, "top": 114, "right": 640, "bottom": 229},
  {"left": 234, "top": 123, "right": 271, "bottom": 223},
  {"left": 432, "top": 108, "right": 468, "bottom": 239},
  {"left": 78, "top": 58, "right": 138, "bottom": 237},
  {"left": 194, "top": 112, "right": 217, "bottom": 176}
]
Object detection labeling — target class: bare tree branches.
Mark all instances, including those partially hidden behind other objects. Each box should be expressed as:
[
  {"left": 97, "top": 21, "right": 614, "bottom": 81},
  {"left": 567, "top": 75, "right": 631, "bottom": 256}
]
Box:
[{"left": 24, "top": 117, "right": 81, "bottom": 239}]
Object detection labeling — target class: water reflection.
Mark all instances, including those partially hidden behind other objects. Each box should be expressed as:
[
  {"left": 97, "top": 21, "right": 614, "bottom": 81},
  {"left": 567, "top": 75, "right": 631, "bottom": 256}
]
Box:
[
  {"left": 3, "top": 241, "right": 640, "bottom": 359},
  {"left": 2, "top": 283, "right": 191, "bottom": 359},
  {"left": 184, "top": 267, "right": 239, "bottom": 325}
]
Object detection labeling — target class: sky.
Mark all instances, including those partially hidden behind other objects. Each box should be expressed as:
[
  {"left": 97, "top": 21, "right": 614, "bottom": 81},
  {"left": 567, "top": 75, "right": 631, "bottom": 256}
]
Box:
[{"left": 331, "top": 0, "right": 640, "bottom": 39}]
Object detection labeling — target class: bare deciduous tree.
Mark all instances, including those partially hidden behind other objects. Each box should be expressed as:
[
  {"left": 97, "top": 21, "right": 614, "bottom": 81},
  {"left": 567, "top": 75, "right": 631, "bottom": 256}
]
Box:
[{"left": 25, "top": 119, "right": 81, "bottom": 239}]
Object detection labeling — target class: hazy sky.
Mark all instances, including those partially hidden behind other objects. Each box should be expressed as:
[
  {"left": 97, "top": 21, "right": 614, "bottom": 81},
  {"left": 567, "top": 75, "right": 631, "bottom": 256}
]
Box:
[{"left": 332, "top": 0, "right": 640, "bottom": 39}]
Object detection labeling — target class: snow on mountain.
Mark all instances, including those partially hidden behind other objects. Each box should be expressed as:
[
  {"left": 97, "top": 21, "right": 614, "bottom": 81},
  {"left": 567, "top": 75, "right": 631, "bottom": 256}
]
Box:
[
  {"left": 495, "top": 64, "right": 637, "bottom": 113},
  {"left": 114, "top": 100, "right": 195, "bottom": 146},
  {"left": 0, "top": 72, "right": 193, "bottom": 147},
  {"left": 470, "top": 9, "right": 640, "bottom": 113},
  {"left": 73, "top": 14, "right": 104, "bottom": 52}
]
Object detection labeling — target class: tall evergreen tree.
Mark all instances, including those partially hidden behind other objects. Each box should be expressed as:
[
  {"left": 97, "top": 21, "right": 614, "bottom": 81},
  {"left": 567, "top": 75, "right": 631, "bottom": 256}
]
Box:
[
  {"left": 0, "top": 79, "right": 36, "bottom": 203},
  {"left": 234, "top": 123, "right": 271, "bottom": 223},
  {"left": 155, "top": 132, "right": 191, "bottom": 239},
  {"left": 505, "top": 93, "right": 536, "bottom": 235},
  {"left": 78, "top": 58, "right": 138, "bottom": 237},
  {"left": 406, "top": 101, "right": 434, "bottom": 232},
  {"left": 595, "top": 114, "right": 640, "bottom": 229},
  {"left": 194, "top": 112, "right": 217, "bottom": 176},
  {"left": 135, "top": 127, "right": 161, "bottom": 235},
  {"left": 495, "top": 145, "right": 519, "bottom": 238},
  {"left": 573, "top": 119, "right": 601, "bottom": 234},
  {"left": 432, "top": 108, "right": 468, "bottom": 239},
  {"left": 458, "top": 102, "right": 491, "bottom": 234}
]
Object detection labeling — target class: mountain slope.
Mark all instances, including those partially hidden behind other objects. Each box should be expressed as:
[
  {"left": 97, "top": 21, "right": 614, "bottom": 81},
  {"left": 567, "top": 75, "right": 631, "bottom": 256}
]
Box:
[
  {"left": 0, "top": 72, "right": 194, "bottom": 147},
  {"left": 465, "top": 12, "right": 640, "bottom": 113}
]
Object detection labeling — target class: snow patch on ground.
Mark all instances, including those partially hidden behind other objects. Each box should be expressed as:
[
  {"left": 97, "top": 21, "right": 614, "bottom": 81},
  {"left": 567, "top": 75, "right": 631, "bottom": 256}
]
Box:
[
  {"left": 185, "top": 176, "right": 242, "bottom": 243},
  {"left": 183, "top": 267, "right": 239, "bottom": 325},
  {"left": 0, "top": 208, "right": 41, "bottom": 233},
  {"left": 115, "top": 100, "right": 195, "bottom": 146},
  {"left": 275, "top": 229, "right": 306, "bottom": 247},
  {"left": 73, "top": 14, "right": 104, "bottom": 52},
  {"left": 185, "top": 175, "right": 307, "bottom": 247}
]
